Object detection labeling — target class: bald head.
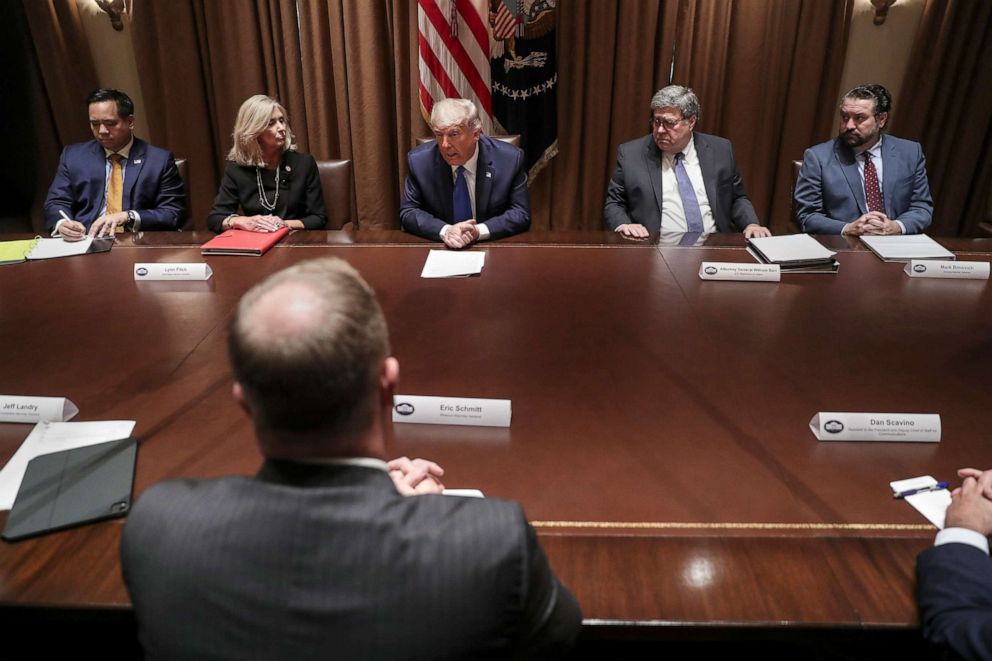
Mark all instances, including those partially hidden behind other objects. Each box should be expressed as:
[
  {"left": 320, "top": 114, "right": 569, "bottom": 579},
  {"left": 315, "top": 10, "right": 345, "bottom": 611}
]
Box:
[{"left": 228, "top": 258, "right": 390, "bottom": 444}]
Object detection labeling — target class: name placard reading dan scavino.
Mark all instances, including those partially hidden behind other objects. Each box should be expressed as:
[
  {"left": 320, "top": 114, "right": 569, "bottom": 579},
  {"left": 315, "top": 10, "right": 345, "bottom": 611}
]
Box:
[
  {"left": 698, "top": 262, "right": 780, "bottom": 282},
  {"left": 392, "top": 395, "right": 511, "bottom": 427},
  {"left": 809, "top": 412, "right": 941, "bottom": 443},
  {"left": 134, "top": 263, "right": 213, "bottom": 281},
  {"left": 0, "top": 395, "right": 78, "bottom": 424}
]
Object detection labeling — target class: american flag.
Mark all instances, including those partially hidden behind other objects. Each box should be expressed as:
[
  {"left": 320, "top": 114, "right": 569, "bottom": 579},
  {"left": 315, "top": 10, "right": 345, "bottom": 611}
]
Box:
[
  {"left": 492, "top": 0, "right": 523, "bottom": 40},
  {"left": 417, "top": 0, "right": 493, "bottom": 132}
]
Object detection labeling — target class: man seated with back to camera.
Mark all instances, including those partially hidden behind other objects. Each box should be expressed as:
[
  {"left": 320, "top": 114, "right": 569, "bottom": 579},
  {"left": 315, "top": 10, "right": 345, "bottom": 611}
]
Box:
[{"left": 120, "top": 257, "right": 581, "bottom": 661}]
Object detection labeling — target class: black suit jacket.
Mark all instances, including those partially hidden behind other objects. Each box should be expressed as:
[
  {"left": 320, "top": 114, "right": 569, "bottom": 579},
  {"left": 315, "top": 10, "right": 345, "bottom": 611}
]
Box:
[
  {"left": 207, "top": 150, "right": 327, "bottom": 232},
  {"left": 603, "top": 133, "right": 760, "bottom": 233},
  {"left": 121, "top": 461, "right": 581, "bottom": 661},
  {"left": 400, "top": 134, "right": 531, "bottom": 240},
  {"left": 917, "top": 542, "right": 992, "bottom": 659}
]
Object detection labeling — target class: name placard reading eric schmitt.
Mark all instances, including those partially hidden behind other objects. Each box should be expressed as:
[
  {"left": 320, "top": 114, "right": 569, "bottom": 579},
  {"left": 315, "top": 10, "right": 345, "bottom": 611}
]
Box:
[{"left": 392, "top": 395, "right": 511, "bottom": 427}]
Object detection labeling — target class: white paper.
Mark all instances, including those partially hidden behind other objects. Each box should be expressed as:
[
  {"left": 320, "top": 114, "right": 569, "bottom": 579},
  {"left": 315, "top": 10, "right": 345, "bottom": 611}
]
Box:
[
  {"left": 905, "top": 260, "right": 990, "bottom": 280},
  {"left": 134, "top": 263, "right": 213, "bottom": 281},
  {"left": 890, "top": 475, "right": 951, "bottom": 529},
  {"left": 26, "top": 237, "right": 94, "bottom": 260},
  {"left": 442, "top": 489, "right": 485, "bottom": 498},
  {"left": 698, "top": 262, "right": 780, "bottom": 282},
  {"left": 748, "top": 234, "right": 836, "bottom": 263},
  {"left": 420, "top": 250, "right": 486, "bottom": 278},
  {"left": 0, "top": 420, "right": 136, "bottom": 510},
  {"left": 392, "top": 395, "right": 511, "bottom": 427},
  {"left": 861, "top": 235, "right": 955, "bottom": 262},
  {"left": 0, "top": 395, "right": 78, "bottom": 423},
  {"left": 809, "top": 412, "right": 941, "bottom": 442}
]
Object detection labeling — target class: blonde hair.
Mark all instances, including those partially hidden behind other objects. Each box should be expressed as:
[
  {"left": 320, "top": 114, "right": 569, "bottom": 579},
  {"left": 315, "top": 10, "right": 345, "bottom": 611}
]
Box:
[{"left": 227, "top": 95, "right": 296, "bottom": 167}]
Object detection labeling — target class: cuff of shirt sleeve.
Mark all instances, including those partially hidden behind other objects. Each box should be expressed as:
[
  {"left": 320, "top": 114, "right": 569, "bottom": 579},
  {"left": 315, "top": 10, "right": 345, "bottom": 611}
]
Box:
[
  {"left": 477, "top": 223, "right": 490, "bottom": 240},
  {"left": 895, "top": 220, "right": 906, "bottom": 234},
  {"left": 131, "top": 211, "right": 142, "bottom": 232},
  {"left": 935, "top": 527, "right": 990, "bottom": 554},
  {"left": 439, "top": 225, "right": 449, "bottom": 239},
  {"left": 52, "top": 219, "right": 66, "bottom": 237}
]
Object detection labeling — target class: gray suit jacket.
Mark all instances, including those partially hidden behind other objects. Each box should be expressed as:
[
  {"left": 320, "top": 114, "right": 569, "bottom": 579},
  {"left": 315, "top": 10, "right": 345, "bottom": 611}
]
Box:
[
  {"left": 121, "top": 460, "right": 580, "bottom": 661},
  {"left": 603, "top": 133, "right": 760, "bottom": 233},
  {"left": 794, "top": 135, "right": 933, "bottom": 234}
]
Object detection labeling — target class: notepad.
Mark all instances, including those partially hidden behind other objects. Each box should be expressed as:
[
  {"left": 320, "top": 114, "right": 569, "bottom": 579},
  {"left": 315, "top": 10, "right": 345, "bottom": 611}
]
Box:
[{"left": 860, "top": 235, "right": 955, "bottom": 262}]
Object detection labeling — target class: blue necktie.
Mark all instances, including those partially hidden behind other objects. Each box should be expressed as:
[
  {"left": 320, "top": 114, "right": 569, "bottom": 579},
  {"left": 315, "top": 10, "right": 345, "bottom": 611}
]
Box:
[
  {"left": 674, "top": 152, "right": 704, "bottom": 233},
  {"left": 453, "top": 166, "right": 472, "bottom": 222}
]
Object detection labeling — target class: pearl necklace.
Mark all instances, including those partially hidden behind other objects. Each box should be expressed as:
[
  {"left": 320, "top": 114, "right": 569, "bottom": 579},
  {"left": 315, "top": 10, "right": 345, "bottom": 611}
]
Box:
[{"left": 256, "top": 165, "right": 280, "bottom": 211}]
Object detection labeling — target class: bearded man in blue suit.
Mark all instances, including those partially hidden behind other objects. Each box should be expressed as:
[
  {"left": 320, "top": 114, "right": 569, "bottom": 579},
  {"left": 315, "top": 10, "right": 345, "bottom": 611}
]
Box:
[
  {"left": 795, "top": 84, "right": 933, "bottom": 236},
  {"left": 44, "top": 89, "right": 184, "bottom": 240},
  {"left": 400, "top": 98, "right": 530, "bottom": 249}
]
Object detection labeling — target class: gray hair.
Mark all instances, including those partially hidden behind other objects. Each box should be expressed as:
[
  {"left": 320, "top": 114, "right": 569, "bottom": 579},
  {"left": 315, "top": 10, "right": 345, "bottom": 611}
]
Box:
[
  {"left": 430, "top": 98, "right": 482, "bottom": 132},
  {"left": 650, "top": 85, "right": 700, "bottom": 121}
]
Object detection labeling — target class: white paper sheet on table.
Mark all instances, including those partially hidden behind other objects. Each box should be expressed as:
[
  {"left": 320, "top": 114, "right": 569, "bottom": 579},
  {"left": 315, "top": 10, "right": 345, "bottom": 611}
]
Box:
[{"left": 420, "top": 250, "right": 486, "bottom": 278}]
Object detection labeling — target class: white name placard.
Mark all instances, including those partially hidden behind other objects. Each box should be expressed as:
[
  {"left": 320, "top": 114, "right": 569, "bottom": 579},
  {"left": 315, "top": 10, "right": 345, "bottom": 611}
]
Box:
[
  {"left": 0, "top": 395, "right": 78, "bottom": 424},
  {"left": 809, "top": 412, "right": 941, "bottom": 443},
  {"left": 699, "top": 262, "right": 780, "bottom": 282},
  {"left": 905, "top": 260, "right": 990, "bottom": 280},
  {"left": 392, "top": 395, "right": 511, "bottom": 427},
  {"left": 134, "top": 263, "right": 213, "bottom": 281}
]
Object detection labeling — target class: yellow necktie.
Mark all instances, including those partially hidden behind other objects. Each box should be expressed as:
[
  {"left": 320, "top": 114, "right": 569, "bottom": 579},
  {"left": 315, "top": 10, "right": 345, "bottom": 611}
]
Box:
[{"left": 107, "top": 154, "right": 124, "bottom": 216}]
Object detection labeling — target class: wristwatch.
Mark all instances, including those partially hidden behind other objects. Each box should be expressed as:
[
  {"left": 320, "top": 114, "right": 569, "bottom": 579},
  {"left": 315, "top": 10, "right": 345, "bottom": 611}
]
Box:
[{"left": 124, "top": 210, "right": 138, "bottom": 232}]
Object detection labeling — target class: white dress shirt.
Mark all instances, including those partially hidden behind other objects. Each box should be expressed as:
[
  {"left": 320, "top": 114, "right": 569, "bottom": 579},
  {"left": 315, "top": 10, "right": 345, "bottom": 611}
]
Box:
[{"left": 660, "top": 137, "right": 716, "bottom": 233}]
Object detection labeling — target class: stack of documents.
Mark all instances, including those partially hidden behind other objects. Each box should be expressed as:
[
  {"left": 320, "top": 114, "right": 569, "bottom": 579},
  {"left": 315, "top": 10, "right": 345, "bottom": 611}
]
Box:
[
  {"left": 747, "top": 234, "right": 839, "bottom": 273},
  {"left": 860, "top": 235, "right": 955, "bottom": 262}
]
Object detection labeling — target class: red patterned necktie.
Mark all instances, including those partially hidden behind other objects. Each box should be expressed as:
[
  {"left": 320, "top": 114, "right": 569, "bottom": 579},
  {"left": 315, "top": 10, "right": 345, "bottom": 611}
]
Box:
[{"left": 863, "top": 153, "right": 884, "bottom": 213}]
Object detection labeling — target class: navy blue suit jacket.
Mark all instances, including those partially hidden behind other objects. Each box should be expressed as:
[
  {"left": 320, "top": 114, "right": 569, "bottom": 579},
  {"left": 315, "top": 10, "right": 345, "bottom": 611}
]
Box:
[
  {"left": 400, "top": 134, "right": 530, "bottom": 240},
  {"left": 44, "top": 138, "right": 184, "bottom": 232},
  {"left": 794, "top": 135, "right": 933, "bottom": 235},
  {"left": 122, "top": 461, "right": 581, "bottom": 660},
  {"left": 603, "top": 133, "right": 760, "bottom": 233},
  {"left": 918, "top": 542, "right": 992, "bottom": 660}
]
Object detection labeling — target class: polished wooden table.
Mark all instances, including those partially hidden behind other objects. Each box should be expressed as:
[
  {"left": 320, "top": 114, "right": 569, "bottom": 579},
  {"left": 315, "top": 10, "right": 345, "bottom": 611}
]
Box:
[{"left": 1, "top": 230, "right": 990, "bottom": 654}]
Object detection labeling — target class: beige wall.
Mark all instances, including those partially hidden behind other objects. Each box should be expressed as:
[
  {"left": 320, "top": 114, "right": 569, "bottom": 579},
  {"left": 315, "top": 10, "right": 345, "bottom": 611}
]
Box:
[
  {"left": 836, "top": 0, "right": 926, "bottom": 128},
  {"left": 77, "top": 0, "right": 148, "bottom": 138}
]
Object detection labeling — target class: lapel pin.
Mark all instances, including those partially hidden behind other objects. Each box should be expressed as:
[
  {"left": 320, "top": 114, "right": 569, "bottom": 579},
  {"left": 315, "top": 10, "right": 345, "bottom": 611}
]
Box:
[
  {"left": 486, "top": 172, "right": 492, "bottom": 178},
  {"left": 285, "top": 165, "right": 292, "bottom": 172},
  {"left": 133, "top": 159, "right": 142, "bottom": 164}
]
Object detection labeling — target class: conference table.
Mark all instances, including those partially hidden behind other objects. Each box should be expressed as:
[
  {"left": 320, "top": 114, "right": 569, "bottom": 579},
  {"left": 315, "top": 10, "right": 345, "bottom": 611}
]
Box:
[{"left": 1, "top": 229, "right": 990, "bottom": 654}]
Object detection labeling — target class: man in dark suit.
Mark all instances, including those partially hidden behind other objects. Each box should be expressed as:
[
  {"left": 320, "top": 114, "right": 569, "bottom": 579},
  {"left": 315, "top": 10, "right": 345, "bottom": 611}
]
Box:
[
  {"left": 400, "top": 98, "right": 530, "bottom": 249},
  {"left": 794, "top": 84, "right": 933, "bottom": 235},
  {"left": 44, "top": 88, "right": 184, "bottom": 240},
  {"left": 604, "top": 85, "right": 770, "bottom": 240},
  {"left": 917, "top": 467, "right": 992, "bottom": 660},
  {"left": 121, "top": 257, "right": 581, "bottom": 660}
]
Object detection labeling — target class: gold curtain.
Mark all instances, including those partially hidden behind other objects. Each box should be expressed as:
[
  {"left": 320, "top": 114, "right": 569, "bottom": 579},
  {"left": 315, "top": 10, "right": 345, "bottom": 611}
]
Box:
[{"left": 898, "top": 0, "right": 992, "bottom": 236}]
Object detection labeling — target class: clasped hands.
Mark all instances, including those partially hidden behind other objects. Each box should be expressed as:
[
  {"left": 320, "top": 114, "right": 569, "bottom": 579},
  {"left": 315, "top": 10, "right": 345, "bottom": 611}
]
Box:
[
  {"left": 944, "top": 467, "right": 992, "bottom": 537},
  {"left": 388, "top": 456, "right": 445, "bottom": 496},
  {"left": 229, "top": 215, "right": 287, "bottom": 233},
  {"left": 59, "top": 211, "right": 129, "bottom": 241},
  {"left": 615, "top": 222, "right": 771, "bottom": 240},
  {"left": 443, "top": 220, "right": 480, "bottom": 249},
  {"left": 843, "top": 211, "right": 901, "bottom": 236}
]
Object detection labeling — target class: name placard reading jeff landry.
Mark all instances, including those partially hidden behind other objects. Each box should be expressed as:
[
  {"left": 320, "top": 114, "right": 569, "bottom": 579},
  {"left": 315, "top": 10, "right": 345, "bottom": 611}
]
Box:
[
  {"left": 392, "top": 395, "right": 511, "bottom": 427},
  {"left": 0, "top": 395, "right": 78, "bottom": 424},
  {"left": 809, "top": 412, "right": 940, "bottom": 443}
]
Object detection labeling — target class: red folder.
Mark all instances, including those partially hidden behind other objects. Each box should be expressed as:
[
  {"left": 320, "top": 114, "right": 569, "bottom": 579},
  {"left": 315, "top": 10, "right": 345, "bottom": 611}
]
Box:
[{"left": 200, "top": 227, "right": 290, "bottom": 256}]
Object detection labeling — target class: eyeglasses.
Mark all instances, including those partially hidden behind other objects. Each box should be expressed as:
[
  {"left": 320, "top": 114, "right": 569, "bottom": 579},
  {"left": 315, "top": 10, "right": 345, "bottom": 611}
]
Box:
[{"left": 652, "top": 117, "right": 688, "bottom": 131}]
